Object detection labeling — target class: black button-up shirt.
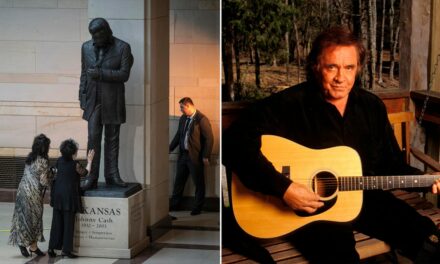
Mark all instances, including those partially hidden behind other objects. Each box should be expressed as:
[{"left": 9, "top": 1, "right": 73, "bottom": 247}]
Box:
[{"left": 223, "top": 81, "right": 420, "bottom": 198}]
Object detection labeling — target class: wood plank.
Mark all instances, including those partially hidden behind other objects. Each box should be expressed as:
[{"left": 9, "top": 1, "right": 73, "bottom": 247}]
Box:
[
  {"left": 222, "top": 253, "right": 249, "bottom": 264},
  {"left": 271, "top": 248, "right": 303, "bottom": 262},
  {"left": 411, "top": 148, "right": 440, "bottom": 171},
  {"left": 356, "top": 238, "right": 391, "bottom": 259}
]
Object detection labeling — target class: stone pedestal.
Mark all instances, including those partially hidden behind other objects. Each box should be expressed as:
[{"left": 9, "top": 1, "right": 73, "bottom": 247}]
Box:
[{"left": 73, "top": 183, "right": 148, "bottom": 259}]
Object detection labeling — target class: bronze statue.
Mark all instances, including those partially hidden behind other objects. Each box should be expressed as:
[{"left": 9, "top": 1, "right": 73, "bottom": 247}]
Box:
[{"left": 79, "top": 18, "right": 134, "bottom": 189}]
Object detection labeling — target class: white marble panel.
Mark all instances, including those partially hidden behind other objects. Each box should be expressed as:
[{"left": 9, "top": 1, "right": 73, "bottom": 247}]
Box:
[
  {"left": 74, "top": 190, "right": 147, "bottom": 255},
  {"left": 198, "top": 78, "right": 219, "bottom": 87},
  {"left": 0, "top": 83, "right": 78, "bottom": 102},
  {"left": 36, "top": 116, "right": 87, "bottom": 150},
  {"left": 170, "top": 10, "right": 175, "bottom": 44},
  {"left": 174, "top": 10, "right": 219, "bottom": 44},
  {"left": 192, "top": 10, "right": 219, "bottom": 45},
  {"left": 194, "top": 44, "right": 220, "bottom": 78},
  {"left": 206, "top": 159, "right": 220, "bottom": 197},
  {"left": 144, "top": 104, "right": 151, "bottom": 184},
  {"left": 168, "top": 116, "right": 179, "bottom": 146},
  {"left": 170, "top": 44, "right": 195, "bottom": 77},
  {"left": 36, "top": 41, "right": 82, "bottom": 74},
  {"left": 170, "top": 76, "right": 198, "bottom": 87},
  {"left": 149, "top": 99, "right": 169, "bottom": 187},
  {"left": 106, "top": 19, "right": 145, "bottom": 106},
  {"left": 0, "top": 0, "right": 13, "bottom": 7},
  {"left": 0, "top": 41, "right": 36, "bottom": 73},
  {"left": 58, "top": 0, "right": 88, "bottom": 9},
  {"left": 119, "top": 105, "right": 144, "bottom": 184},
  {"left": 146, "top": 179, "right": 170, "bottom": 225},
  {"left": 174, "top": 10, "right": 195, "bottom": 44},
  {"left": 13, "top": 0, "right": 57, "bottom": 8},
  {"left": 174, "top": 85, "right": 219, "bottom": 100},
  {"left": 150, "top": 16, "right": 169, "bottom": 104},
  {"left": 88, "top": 0, "right": 143, "bottom": 19},
  {"left": 0, "top": 115, "right": 36, "bottom": 148},
  {"left": 170, "top": 0, "right": 198, "bottom": 10},
  {"left": 80, "top": 9, "right": 89, "bottom": 42},
  {"left": 169, "top": 158, "right": 219, "bottom": 198},
  {"left": 157, "top": 230, "right": 219, "bottom": 246},
  {"left": 0, "top": 8, "right": 81, "bottom": 41},
  {"left": 169, "top": 86, "right": 175, "bottom": 113},
  {"left": 0, "top": 105, "right": 81, "bottom": 117},
  {"left": 199, "top": 0, "right": 219, "bottom": 10},
  {"left": 0, "top": 73, "right": 59, "bottom": 84}
]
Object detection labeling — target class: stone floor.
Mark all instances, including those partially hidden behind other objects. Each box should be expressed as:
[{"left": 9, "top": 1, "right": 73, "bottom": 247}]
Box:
[{"left": 0, "top": 203, "right": 220, "bottom": 263}]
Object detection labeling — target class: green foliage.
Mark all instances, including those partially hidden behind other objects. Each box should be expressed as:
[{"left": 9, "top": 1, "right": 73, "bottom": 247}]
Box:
[
  {"left": 222, "top": 0, "right": 400, "bottom": 101},
  {"left": 243, "top": 0, "right": 293, "bottom": 55}
]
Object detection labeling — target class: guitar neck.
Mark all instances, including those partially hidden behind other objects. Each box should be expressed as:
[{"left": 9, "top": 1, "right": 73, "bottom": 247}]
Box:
[{"left": 339, "top": 175, "right": 439, "bottom": 191}]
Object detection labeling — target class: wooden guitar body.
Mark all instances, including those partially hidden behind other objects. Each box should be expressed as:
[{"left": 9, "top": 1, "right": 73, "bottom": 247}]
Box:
[{"left": 231, "top": 135, "right": 363, "bottom": 238}]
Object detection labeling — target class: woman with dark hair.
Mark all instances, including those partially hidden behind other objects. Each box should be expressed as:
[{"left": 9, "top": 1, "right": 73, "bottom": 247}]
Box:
[
  {"left": 48, "top": 139, "right": 94, "bottom": 258},
  {"left": 8, "top": 133, "right": 52, "bottom": 257}
]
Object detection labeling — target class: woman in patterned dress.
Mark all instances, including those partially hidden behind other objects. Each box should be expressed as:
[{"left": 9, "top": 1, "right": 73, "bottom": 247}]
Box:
[{"left": 8, "top": 134, "right": 52, "bottom": 257}]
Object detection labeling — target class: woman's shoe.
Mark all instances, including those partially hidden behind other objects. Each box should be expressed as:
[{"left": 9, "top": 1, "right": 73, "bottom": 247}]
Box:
[
  {"left": 48, "top": 249, "right": 57, "bottom": 258},
  {"left": 61, "top": 251, "right": 78, "bottom": 258},
  {"left": 18, "top": 246, "right": 30, "bottom": 257},
  {"left": 29, "top": 247, "right": 46, "bottom": 256}
]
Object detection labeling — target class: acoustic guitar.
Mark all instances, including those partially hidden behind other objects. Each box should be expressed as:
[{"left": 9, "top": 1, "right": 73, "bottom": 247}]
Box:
[{"left": 231, "top": 135, "right": 438, "bottom": 239}]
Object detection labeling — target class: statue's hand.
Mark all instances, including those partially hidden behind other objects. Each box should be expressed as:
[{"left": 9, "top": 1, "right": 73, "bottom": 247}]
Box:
[{"left": 87, "top": 68, "right": 100, "bottom": 80}]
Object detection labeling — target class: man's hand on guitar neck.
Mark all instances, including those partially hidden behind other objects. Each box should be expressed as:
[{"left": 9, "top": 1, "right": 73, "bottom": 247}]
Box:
[
  {"left": 430, "top": 172, "right": 440, "bottom": 194},
  {"left": 283, "top": 182, "right": 324, "bottom": 214}
]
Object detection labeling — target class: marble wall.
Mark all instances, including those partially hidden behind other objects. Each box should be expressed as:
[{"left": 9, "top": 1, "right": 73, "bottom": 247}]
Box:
[
  {"left": 0, "top": 0, "right": 89, "bottom": 158},
  {"left": 0, "top": 0, "right": 218, "bottom": 227},
  {"left": 169, "top": 0, "right": 220, "bottom": 202},
  {"left": 0, "top": 0, "right": 148, "bottom": 184}
]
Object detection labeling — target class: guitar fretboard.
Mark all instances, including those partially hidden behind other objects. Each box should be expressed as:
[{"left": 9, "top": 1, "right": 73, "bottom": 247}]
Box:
[{"left": 338, "top": 175, "right": 439, "bottom": 191}]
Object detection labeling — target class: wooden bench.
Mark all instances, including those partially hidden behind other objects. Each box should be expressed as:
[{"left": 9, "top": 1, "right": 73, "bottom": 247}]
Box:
[
  {"left": 222, "top": 189, "right": 440, "bottom": 264},
  {"left": 222, "top": 111, "right": 440, "bottom": 263}
]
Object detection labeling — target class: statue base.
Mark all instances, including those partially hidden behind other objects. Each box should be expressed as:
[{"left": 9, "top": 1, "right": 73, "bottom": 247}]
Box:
[
  {"left": 82, "top": 182, "right": 143, "bottom": 198},
  {"left": 74, "top": 183, "right": 148, "bottom": 259}
]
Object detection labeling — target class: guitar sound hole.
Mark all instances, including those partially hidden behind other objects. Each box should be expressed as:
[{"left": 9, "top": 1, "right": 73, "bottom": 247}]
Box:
[{"left": 312, "top": 171, "right": 337, "bottom": 198}]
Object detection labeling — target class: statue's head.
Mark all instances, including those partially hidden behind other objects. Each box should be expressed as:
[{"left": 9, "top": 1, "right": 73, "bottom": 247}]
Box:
[{"left": 89, "top": 18, "right": 113, "bottom": 47}]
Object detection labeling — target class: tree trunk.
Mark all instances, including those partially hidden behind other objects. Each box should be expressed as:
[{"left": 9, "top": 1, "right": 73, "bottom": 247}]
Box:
[
  {"left": 378, "top": 0, "right": 386, "bottom": 85},
  {"left": 367, "top": 0, "right": 377, "bottom": 90},
  {"left": 352, "top": 0, "right": 361, "bottom": 37},
  {"left": 255, "top": 45, "right": 261, "bottom": 89},
  {"left": 222, "top": 23, "right": 235, "bottom": 101},
  {"left": 285, "top": 0, "right": 289, "bottom": 83},
  {"left": 292, "top": 1, "right": 301, "bottom": 83},
  {"left": 233, "top": 35, "right": 241, "bottom": 96},
  {"left": 249, "top": 46, "right": 254, "bottom": 65},
  {"left": 390, "top": 26, "right": 399, "bottom": 80},
  {"left": 389, "top": 0, "right": 396, "bottom": 80}
]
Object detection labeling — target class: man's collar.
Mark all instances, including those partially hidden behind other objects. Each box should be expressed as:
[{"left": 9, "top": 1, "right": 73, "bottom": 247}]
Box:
[{"left": 187, "top": 109, "right": 197, "bottom": 119}]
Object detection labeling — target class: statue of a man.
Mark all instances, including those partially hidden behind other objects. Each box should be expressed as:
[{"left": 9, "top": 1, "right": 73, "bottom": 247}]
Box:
[{"left": 79, "top": 18, "right": 133, "bottom": 189}]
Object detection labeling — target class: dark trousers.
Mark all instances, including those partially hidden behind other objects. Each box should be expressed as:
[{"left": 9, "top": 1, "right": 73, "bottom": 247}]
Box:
[
  {"left": 290, "top": 190, "right": 436, "bottom": 263},
  {"left": 170, "top": 152, "right": 205, "bottom": 210},
  {"left": 88, "top": 104, "right": 121, "bottom": 181},
  {"left": 48, "top": 209, "right": 75, "bottom": 253}
]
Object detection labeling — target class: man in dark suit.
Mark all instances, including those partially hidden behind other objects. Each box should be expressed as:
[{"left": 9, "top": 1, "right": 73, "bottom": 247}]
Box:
[
  {"left": 169, "top": 97, "right": 214, "bottom": 215},
  {"left": 79, "top": 18, "right": 133, "bottom": 189}
]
